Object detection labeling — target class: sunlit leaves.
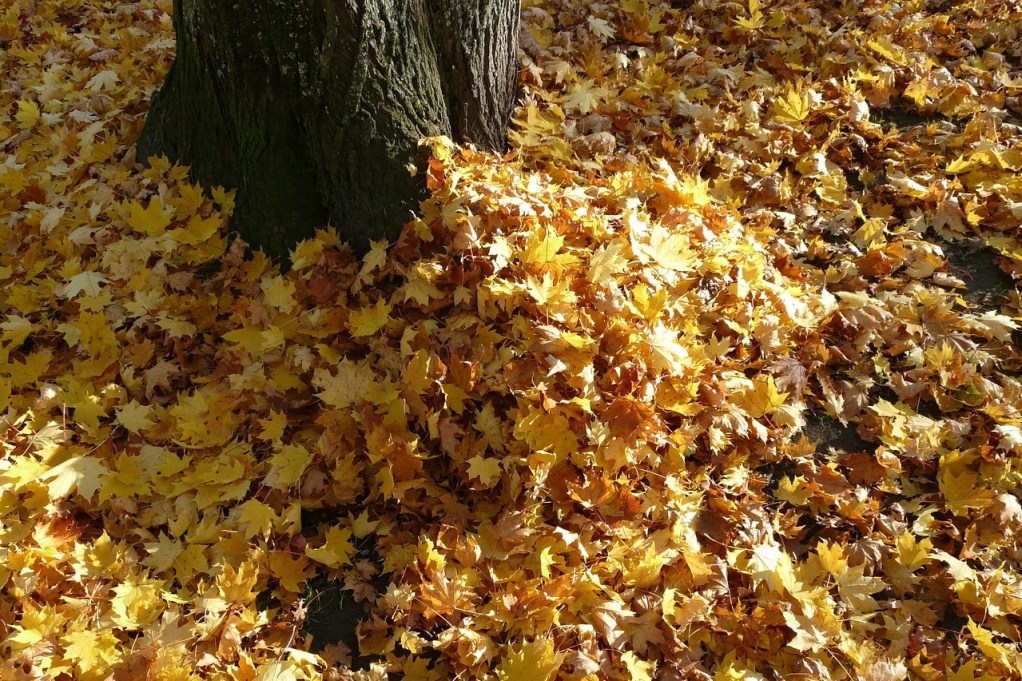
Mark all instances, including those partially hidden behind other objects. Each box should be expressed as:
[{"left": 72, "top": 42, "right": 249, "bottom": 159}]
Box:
[
  {"left": 771, "top": 82, "right": 815, "bottom": 125},
  {"left": 3, "top": 0, "right": 1022, "bottom": 679},
  {"left": 305, "top": 525, "right": 356, "bottom": 567}
]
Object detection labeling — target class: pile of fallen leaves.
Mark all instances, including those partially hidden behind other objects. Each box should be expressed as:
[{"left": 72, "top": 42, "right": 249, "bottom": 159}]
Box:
[{"left": 2, "top": 0, "right": 1022, "bottom": 678}]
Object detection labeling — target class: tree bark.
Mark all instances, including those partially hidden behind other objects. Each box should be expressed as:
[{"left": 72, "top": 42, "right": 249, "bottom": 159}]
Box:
[{"left": 138, "top": 0, "right": 520, "bottom": 258}]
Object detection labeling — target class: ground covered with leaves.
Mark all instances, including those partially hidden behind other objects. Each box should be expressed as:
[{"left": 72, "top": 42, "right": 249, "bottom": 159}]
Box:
[{"left": 2, "top": 0, "right": 1022, "bottom": 679}]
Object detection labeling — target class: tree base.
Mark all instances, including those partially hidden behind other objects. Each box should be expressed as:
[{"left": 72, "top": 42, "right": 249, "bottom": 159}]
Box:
[{"left": 139, "top": 0, "right": 519, "bottom": 259}]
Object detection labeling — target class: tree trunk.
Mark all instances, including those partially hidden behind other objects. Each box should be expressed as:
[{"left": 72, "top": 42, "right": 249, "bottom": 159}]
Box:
[{"left": 138, "top": 0, "right": 520, "bottom": 258}]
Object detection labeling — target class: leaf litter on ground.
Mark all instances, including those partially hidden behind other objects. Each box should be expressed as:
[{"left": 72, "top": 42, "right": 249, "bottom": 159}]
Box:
[{"left": 1, "top": 0, "right": 1022, "bottom": 679}]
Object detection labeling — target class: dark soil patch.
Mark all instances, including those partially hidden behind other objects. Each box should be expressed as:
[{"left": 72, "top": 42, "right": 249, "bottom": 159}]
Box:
[
  {"left": 941, "top": 238, "right": 1015, "bottom": 309},
  {"left": 803, "top": 411, "right": 872, "bottom": 454},
  {"left": 301, "top": 576, "right": 376, "bottom": 668},
  {"left": 872, "top": 105, "right": 956, "bottom": 133}
]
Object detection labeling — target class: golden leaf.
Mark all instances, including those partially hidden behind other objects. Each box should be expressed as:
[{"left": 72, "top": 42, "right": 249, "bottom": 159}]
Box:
[{"left": 495, "top": 638, "right": 563, "bottom": 681}]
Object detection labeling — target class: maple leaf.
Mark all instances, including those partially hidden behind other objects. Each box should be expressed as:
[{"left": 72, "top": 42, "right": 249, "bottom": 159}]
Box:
[
  {"left": 586, "top": 16, "right": 615, "bottom": 40},
  {"left": 564, "top": 80, "right": 601, "bottom": 114},
  {"left": 61, "top": 629, "right": 123, "bottom": 677},
  {"left": 125, "top": 197, "right": 174, "bottom": 236},
  {"left": 734, "top": 0, "right": 765, "bottom": 31},
  {"left": 236, "top": 499, "right": 277, "bottom": 539},
  {"left": 258, "top": 409, "right": 287, "bottom": 441},
  {"left": 466, "top": 455, "right": 502, "bottom": 486},
  {"left": 171, "top": 213, "right": 222, "bottom": 244},
  {"left": 264, "top": 443, "right": 313, "bottom": 490},
  {"left": 15, "top": 99, "right": 41, "bottom": 128},
  {"left": 86, "top": 70, "right": 120, "bottom": 91},
  {"left": 645, "top": 323, "right": 689, "bottom": 374},
  {"left": 253, "top": 660, "right": 305, "bottom": 681},
  {"left": 41, "top": 455, "right": 108, "bottom": 501},
  {"left": 736, "top": 375, "right": 788, "bottom": 419},
  {"left": 313, "top": 360, "right": 373, "bottom": 408},
  {"left": 0, "top": 315, "right": 33, "bottom": 345},
  {"left": 895, "top": 531, "right": 932, "bottom": 570},
  {"left": 111, "top": 572, "right": 164, "bottom": 629},
  {"left": 305, "top": 525, "right": 355, "bottom": 567},
  {"left": 142, "top": 534, "right": 182, "bottom": 573},
  {"left": 115, "top": 400, "right": 154, "bottom": 433},
  {"left": 745, "top": 540, "right": 797, "bottom": 593},
  {"left": 772, "top": 83, "right": 814, "bottom": 124},
  {"left": 968, "top": 620, "right": 1022, "bottom": 670},
  {"left": 939, "top": 465, "right": 995, "bottom": 516},
  {"left": 472, "top": 402, "right": 505, "bottom": 450},
  {"left": 512, "top": 407, "right": 578, "bottom": 457},
  {"left": 621, "top": 651, "right": 655, "bottom": 681},
  {"left": 348, "top": 298, "right": 392, "bottom": 336},
  {"left": 782, "top": 605, "right": 833, "bottom": 653},
  {"left": 60, "top": 271, "right": 108, "bottom": 298},
  {"left": 217, "top": 562, "right": 261, "bottom": 606},
  {"left": 590, "top": 599, "right": 636, "bottom": 650},
  {"left": 268, "top": 551, "right": 313, "bottom": 593},
  {"left": 495, "top": 638, "right": 563, "bottom": 681},
  {"left": 949, "top": 658, "right": 1002, "bottom": 681},
  {"left": 6, "top": 1, "right": 1022, "bottom": 678},
  {"left": 260, "top": 275, "right": 297, "bottom": 313}
]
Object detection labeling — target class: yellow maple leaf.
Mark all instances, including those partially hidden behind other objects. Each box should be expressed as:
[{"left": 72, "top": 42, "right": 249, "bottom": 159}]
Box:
[
  {"left": 305, "top": 525, "right": 355, "bottom": 567},
  {"left": 775, "top": 476, "right": 811, "bottom": 505},
  {"left": 258, "top": 409, "right": 287, "bottom": 441},
  {"left": 782, "top": 605, "right": 833, "bottom": 652},
  {"left": 737, "top": 375, "right": 789, "bottom": 419},
  {"left": 268, "top": 551, "right": 313, "bottom": 593},
  {"left": 939, "top": 466, "right": 994, "bottom": 516},
  {"left": 15, "top": 99, "right": 40, "bottom": 128},
  {"left": 621, "top": 651, "right": 655, "bottom": 681},
  {"left": 254, "top": 660, "right": 305, "bottom": 681},
  {"left": 401, "top": 262, "right": 444, "bottom": 306},
  {"left": 442, "top": 383, "right": 470, "bottom": 414},
  {"left": 473, "top": 402, "right": 505, "bottom": 450},
  {"left": 945, "top": 153, "right": 976, "bottom": 174},
  {"left": 82, "top": 532, "right": 125, "bottom": 575},
  {"left": 348, "top": 298, "right": 392, "bottom": 336},
  {"left": 495, "top": 638, "right": 563, "bottom": 681},
  {"left": 815, "top": 541, "right": 848, "bottom": 576},
  {"left": 466, "top": 455, "right": 502, "bottom": 486},
  {"left": 265, "top": 443, "right": 313, "bottom": 489},
  {"left": 260, "top": 275, "right": 297, "bottom": 314},
  {"left": 896, "top": 531, "right": 932, "bottom": 570},
  {"left": 61, "top": 629, "right": 122, "bottom": 677},
  {"left": 851, "top": 217, "right": 886, "bottom": 248},
  {"left": 349, "top": 510, "right": 380, "bottom": 538},
  {"left": 313, "top": 360, "right": 373, "bottom": 408},
  {"left": 867, "top": 36, "right": 908, "bottom": 66},
  {"left": 217, "top": 561, "right": 261, "bottom": 606},
  {"left": 564, "top": 79, "right": 600, "bottom": 115},
  {"left": 40, "top": 455, "right": 108, "bottom": 501},
  {"left": 126, "top": 197, "right": 174, "bottom": 236},
  {"left": 772, "top": 83, "right": 813, "bottom": 125},
  {"left": 111, "top": 572, "right": 164, "bottom": 629},
  {"left": 734, "top": 0, "right": 764, "bottom": 30},
  {"left": 512, "top": 407, "right": 578, "bottom": 458},
  {"left": 948, "top": 658, "right": 1002, "bottom": 681},
  {"left": 0, "top": 315, "right": 32, "bottom": 345},
  {"left": 968, "top": 619, "right": 1022, "bottom": 670},
  {"left": 645, "top": 323, "right": 689, "bottom": 374},
  {"left": 520, "top": 228, "right": 577, "bottom": 270},
  {"left": 142, "top": 533, "right": 182, "bottom": 573},
  {"left": 61, "top": 271, "right": 108, "bottom": 298},
  {"left": 237, "top": 499, "right": 277, "bottom": 539},
  {"left": 115, "top": 400, "right": 154, "bottom": 433},
  {"left": 170, "top": 213, "right": 221, "bottom": 244}
]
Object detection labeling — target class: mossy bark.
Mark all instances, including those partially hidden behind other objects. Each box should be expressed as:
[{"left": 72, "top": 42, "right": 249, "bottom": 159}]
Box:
[{"left": 138, "top": 0, "right": 520, "bottom": 258}]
